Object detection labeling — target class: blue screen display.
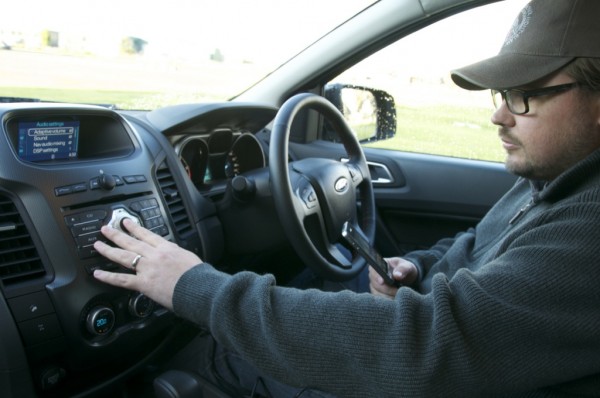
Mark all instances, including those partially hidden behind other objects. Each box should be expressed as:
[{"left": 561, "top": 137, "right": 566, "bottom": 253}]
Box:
[{"left": 18, "top": 121, "right": 79, "bottom": 162}]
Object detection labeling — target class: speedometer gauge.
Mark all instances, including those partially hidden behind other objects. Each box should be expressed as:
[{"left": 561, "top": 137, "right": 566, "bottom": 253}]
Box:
[
  {"left": 174, "top": 137, "right": 209, "bottom": 186},
  {"left": 225, "top": 133, "right": 265, "bottom": 178}
]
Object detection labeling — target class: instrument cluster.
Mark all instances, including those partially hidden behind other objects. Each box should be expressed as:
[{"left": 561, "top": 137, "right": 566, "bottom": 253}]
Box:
[{"left": 175, "top": 129, "right": 266, "bottom": 195}]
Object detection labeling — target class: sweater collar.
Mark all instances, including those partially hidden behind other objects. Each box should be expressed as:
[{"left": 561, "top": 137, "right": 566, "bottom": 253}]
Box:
[{"left": 533, "top": 148, "right": 600, "bottom": 203}]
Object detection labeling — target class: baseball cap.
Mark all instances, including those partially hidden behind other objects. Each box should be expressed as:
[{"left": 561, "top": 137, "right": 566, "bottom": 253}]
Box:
[{"left": 451, "top": 0, "right": 600, "bottom": 90}]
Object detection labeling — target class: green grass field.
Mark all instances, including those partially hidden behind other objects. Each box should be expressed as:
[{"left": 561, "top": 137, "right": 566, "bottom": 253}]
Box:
[
  {"left": 0, "top": 86, "right": 151, "bottom": 105},
  {"left": 368, "top": 104, "right": 504, "bottom": 162}
]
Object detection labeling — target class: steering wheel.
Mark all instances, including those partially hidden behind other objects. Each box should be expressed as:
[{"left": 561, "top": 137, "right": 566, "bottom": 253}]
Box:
[{"left": 269, "top": 93, "right": 376, "bottom": 281}]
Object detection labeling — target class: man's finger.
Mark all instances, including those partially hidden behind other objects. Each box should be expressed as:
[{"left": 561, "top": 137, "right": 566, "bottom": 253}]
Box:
[
  {"left": 93, "top": 239, "right": 141, "bottom": 271},
  {"left": 99, "top": 225, "right": 151, "bottom": 255},
  {"left": 93, "top": 269, "right": 139, "bottom": 290},
  {"left": 121, "top": 218, "right": 165, "bottom": 247}
]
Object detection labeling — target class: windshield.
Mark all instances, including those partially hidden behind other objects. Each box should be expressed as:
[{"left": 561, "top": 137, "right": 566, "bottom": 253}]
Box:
[{"left": 0, "top": 0, "right": 373, "bottom": 110}]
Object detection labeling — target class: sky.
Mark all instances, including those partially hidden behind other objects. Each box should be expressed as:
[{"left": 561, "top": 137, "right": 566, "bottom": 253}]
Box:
[
  {"left": 1, "top": 0, "right": 528, "bottom": 65},
  {"left": 0, "top": 0, "right": 372, "bottom": 62}
]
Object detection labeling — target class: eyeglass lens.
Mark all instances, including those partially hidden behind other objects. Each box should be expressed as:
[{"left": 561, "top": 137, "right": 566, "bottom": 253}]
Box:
[{"left": 491, "top": 90, "right": 526, "bottom": 114}]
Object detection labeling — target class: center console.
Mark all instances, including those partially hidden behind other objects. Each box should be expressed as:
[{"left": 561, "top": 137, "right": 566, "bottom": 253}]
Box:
[{"left": 0, "top": 104, "right": 203, "bottom": 397}]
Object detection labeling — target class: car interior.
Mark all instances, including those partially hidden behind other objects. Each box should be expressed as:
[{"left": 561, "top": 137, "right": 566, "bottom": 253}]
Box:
[{"left": 0, "top": 0, "right": 524, "bottom": 397}]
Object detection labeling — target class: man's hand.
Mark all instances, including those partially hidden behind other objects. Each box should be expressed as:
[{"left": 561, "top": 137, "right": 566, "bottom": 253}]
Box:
[
  {"left": 369, "top": 257, "right": 418, "bottom": 299},
  {"left": 92, "top": 218, "right": 202, "bottom": 310}
]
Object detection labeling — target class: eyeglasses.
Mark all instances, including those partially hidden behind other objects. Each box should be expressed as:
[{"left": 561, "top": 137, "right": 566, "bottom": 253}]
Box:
[{"left": 491, "top": 82, "right": 584, "bottom": 115}]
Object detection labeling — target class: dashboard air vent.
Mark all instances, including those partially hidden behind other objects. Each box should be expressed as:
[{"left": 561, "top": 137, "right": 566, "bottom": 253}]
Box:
[
  {"left": 0, "top": 195, "right": 45, "bottom": 284},
  {"left": 156, "top": 161, "right": 193, "bottom": 238}
]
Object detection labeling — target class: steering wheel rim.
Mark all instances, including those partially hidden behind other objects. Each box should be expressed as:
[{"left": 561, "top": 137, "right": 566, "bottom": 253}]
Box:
[{"left": 269, "top": 92, "right": 376, "bottom": 281}]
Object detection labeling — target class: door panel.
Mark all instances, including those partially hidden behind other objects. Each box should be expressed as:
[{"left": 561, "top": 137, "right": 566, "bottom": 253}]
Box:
[{"left": 364, "top": 147, "right": 517, "bottom": 256}]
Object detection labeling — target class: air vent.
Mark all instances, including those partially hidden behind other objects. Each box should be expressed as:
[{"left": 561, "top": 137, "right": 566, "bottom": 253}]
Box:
[
  {"left": 156, "top": 161, "right": 193, "bottom": 238},
  {"left": 0, "top": 195, "right": 45, "bottom": 284}
]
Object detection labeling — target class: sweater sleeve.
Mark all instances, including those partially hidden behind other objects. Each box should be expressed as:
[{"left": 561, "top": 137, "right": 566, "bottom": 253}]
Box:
[
  {"left": 403, "top": 228, "right": 475, "bottom": 286},
  {"left": 172, "top": 201, "right": 600, "bottom": 397}
]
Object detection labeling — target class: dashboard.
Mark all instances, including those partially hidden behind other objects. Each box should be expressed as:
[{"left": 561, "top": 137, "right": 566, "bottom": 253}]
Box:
[{"left": 0, "top": 101, "right": 277, "bottom": 397}]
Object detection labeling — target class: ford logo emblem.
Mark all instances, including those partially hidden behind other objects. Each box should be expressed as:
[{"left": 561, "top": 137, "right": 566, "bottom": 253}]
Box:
[{"left": 334, "top": 177, "right": 349, "bottom": 193}]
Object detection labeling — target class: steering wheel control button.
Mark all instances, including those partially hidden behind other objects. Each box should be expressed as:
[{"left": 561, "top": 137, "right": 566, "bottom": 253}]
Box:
[
  {"left": 347, "top": 165, "right": 360, "bottom": 182},
  {"left": 300, "top": 187, "right": 318, "bottom": 209},
  {"left": 86, "top": 306, "right": 115, "bottom": 336}
]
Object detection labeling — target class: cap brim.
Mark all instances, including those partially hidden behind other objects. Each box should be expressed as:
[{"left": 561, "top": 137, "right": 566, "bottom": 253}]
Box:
[{"left": 450, "top": 53, "right": 575, "bottom": 90}]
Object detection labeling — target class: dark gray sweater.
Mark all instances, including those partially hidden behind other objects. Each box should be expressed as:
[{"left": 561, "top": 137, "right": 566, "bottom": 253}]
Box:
[{"left": 173, "top": 149, "right": 600, "bottom": 397}]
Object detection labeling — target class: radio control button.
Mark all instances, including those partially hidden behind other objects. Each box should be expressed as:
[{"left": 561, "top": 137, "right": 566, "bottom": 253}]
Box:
[
  {"left": 98, "top": 173, "right": 116, "bottom": 190},
  {"left": 54, "top": 186, "right": 73, "bottom": 196},
  {"left": 75, "top": 233, "right": 101, "bottom": 247},
  {"left": 71, "top": 221, "right": 102, "bottom": 236},
  {"left": 72, "top": 183, "right": 87, "bottom": 193},
  {"left": 78, "top": 245, "right": 99, "bottom": 259},
  {"left": 107, "top": 208, "right": 141, "bottom": 233}
]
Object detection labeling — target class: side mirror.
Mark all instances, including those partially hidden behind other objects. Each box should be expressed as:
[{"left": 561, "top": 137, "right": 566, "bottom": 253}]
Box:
[{"left": 324, "top": 83, "right": 396, "bottom": 143}]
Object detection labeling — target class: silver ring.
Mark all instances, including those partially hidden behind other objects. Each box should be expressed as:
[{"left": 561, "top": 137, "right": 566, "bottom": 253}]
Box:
[{"left": 131, "top": 254, "right": 143, "bottom": 270}]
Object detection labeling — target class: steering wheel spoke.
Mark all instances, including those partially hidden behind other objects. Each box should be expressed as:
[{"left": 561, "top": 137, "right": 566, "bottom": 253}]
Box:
[{"left": 327, "top": 243, "right": 352, "bottom": 268}]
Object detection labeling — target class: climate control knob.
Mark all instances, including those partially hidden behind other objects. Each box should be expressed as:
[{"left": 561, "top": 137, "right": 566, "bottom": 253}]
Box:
[
  {"left": 128, "top": 293, "right": 155, "bottom": 318},
  {"left": 86, "top": 305, "right": 115, "bottom": 336}
]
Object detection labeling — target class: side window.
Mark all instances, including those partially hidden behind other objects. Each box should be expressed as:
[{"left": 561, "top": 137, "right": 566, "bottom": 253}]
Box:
[{"left": 326, "top": 1, "right": 528, "bottom": 163}]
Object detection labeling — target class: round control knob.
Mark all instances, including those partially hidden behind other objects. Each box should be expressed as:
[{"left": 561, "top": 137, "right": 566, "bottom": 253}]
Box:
[
  {"left": 86, "top": 306, "right": 115, "bottom": 336},
  {"left": 128, "top": 293, "right": 155, "bottom": 318},
  {"left": 107, "top": 208, "right": 141, "bottom": 233},
  {"left": 98, "top": 174, "right": 116, "bottom": 190}
]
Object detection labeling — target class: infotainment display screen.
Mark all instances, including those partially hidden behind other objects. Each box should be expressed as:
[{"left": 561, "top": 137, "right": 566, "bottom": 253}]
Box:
[{"left": 17, "top": 121, "right": 80, "bottom": 162}]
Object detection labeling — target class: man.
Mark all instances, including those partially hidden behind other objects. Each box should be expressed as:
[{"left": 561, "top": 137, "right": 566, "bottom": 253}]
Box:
[{"left": 93, "top": 0, "right": 600, "bottom": 396}]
